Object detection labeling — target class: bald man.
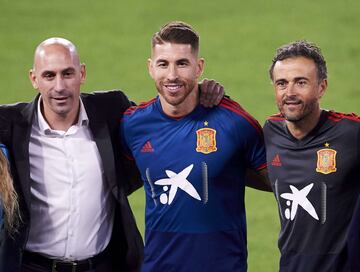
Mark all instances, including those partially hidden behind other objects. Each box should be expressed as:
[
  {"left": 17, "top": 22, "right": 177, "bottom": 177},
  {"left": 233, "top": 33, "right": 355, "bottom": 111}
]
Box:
[
  {"left": 0, "top": 38, "right": 223, "bottom": 272},
  {"left": 0, "top": 37, "right": 145, "bottom": 272}
]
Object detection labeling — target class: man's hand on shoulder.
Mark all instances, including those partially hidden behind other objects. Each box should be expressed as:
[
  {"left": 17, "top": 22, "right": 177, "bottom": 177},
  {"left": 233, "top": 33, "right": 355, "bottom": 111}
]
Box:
[{"left": 199, "top": 78, "right": 224, "bottom": 107}]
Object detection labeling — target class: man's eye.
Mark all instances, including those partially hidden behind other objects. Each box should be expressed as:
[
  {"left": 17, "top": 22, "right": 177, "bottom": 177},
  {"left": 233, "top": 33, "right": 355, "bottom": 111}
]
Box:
[
  {"left": 157, "top": 62, "right": 167, "bottom": 68},
  {"left": 44, "top": 73, "right": 55, "bottom": 79},
  {"left": 64, "top": 72, "right": 74, "bottom": 78},
  {"left": 297, "top": 80, "right": 306, "bottom": 86},
  {"left": 177, "top": 60, "right": 190, "bottom": 67}
]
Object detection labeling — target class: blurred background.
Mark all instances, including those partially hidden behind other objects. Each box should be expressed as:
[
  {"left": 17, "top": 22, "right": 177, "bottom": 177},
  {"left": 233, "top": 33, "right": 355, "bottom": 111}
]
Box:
[{"left": 1, "top": 0, "right": 359, "bottom": 270}]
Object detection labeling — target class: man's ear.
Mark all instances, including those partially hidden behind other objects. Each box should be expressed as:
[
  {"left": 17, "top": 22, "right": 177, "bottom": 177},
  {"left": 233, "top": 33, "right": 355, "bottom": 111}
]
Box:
[
  {"left": 147, "top": 58, "right": 154, "bottom": 79},
  {"left": 196, "top": 58, "right": 205, "bottom": 78},
  {"left": 318, "top": 79, "right": 328, "bottom": 99},
  {"left": 29, "top": 69, "right": 38, "bottom": 89},
  {"left": 80, "top": 63, "right": 86, "bottom": 84}
]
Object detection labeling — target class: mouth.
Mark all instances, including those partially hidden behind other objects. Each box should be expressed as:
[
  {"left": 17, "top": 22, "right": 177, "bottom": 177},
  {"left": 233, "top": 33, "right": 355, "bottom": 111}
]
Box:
[
  {"left": 164, "top": 83, "right": 183, "bottom": 93},
  {"left": 282, "top": 100, "right": 303, "bottom": 113},
  {"left": 283, "top": 99, "right": 302, "bottom": 106},
  {"left": 52, "top": 96, "right": 69, "bottom": 103}
]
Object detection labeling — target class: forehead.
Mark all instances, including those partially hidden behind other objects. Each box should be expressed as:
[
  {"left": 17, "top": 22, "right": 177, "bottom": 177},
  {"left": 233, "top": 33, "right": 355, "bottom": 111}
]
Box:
[
  {"left": 152, "top": 42, "right": 196, "bottom": 60},
  {"left": 34, "top": 44, "right": 79, "bottom": 72},
  {"left": 273, "top": 56, "right": 317, "bottom": 80}
]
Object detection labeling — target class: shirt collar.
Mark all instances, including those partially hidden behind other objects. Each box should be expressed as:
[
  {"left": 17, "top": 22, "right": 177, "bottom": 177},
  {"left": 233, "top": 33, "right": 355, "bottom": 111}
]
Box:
[{"left": 36, "top": 96, "right": 89, "bottom": 135}]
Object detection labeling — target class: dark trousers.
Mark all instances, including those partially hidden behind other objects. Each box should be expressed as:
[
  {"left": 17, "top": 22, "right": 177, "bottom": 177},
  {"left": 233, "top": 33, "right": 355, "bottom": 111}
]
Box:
[
  {"left": 21, "top": 261, "right": 113, "bottom": 272},
  {"left": 21, "top": 251, "right": 114, "bottom": 272}
]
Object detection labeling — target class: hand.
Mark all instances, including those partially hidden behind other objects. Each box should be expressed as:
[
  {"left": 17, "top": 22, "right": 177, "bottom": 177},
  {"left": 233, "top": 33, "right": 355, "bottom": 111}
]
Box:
[{"left": 199, "top": 78, "right": 224, "bottom": 107}]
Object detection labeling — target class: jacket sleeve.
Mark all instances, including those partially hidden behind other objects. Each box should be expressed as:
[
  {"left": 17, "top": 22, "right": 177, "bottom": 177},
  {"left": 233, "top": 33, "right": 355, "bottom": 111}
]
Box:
[{"left": 97, "top": 90, "right": 143, "bottom": 195}]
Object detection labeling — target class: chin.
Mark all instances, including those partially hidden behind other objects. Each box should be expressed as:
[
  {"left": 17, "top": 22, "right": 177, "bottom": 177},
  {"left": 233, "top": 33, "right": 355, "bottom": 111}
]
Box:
[{"left": 284, "top": 114, "right": 304, "bottom": 122}]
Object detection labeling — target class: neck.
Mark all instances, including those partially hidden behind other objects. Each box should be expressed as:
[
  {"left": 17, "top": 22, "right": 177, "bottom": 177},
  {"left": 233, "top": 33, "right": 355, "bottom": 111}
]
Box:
[
  {"left": 46, "top": 115, "right": 78, "bottom": 131},
  {"left": 286, "top": 109, "right": 322, "bottom": 140},
  {"left": 160, "top": 89, "right": 199, "bottom": 118},
  {"left": 42, "top": 107, "right": 79, "bottom": 132}
]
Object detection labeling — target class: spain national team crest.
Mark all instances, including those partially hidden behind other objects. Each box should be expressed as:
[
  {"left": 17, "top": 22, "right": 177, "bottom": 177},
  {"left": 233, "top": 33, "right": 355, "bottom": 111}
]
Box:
[
  {"left": 196, "top": 128, "right": 217, "bottom": 154},
  {"left": 316, "top": 148, "right": 337, "bottom": 174}
]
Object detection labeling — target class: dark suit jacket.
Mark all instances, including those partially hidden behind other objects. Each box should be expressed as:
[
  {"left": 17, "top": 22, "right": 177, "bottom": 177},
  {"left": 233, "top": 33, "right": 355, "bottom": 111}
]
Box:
[{"left": 0, "top": 91, "right": 144, "bottom": 272}]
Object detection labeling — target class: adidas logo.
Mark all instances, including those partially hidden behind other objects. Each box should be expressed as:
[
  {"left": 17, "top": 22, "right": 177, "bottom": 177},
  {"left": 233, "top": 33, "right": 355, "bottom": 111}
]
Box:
[
  {"left": 271, "top": 154, "right": 282, "bottom": 166},
  {"left": 141, "top": 141, "right": 154, "bottom": 153}
]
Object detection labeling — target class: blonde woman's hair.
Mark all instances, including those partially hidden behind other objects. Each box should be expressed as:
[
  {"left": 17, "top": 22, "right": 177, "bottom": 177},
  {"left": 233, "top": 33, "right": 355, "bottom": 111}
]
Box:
[{"left": 0, "top": 150, "right": 20, "bottom": 235}]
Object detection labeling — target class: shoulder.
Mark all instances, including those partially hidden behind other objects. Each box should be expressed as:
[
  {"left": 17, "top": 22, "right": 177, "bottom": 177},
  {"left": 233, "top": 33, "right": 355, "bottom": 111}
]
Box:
[
  {"left": 263, "top": 113, "right": 288, "bottom": 140},
  {"left": 121, "top": 98, "right": 157, "bottom": 140},
  {"left": 81, "top": 90, "right": 134, "bottom": 116},
  {"left": 266, "top": 112, "right": 285, "bottom": 121},
  {"left": 264, "top": 112, "right": 285, "bottom": 127},
  {"left": 124, "top": 97, "right": 157, "bottom": 117},
  {"left": 81, "top": 89, "right": 131, "bottom": 105},
  {"left": 218, "top": 97, "right": 262, "bottom": 134},
  {"left": 326, "top": 110, "right": 360, "bottom": 124},
  {"left": 326, "top": 111, "right": 360, "bottom": 143},
  {"left": 0, "top": 101, "right": 31, "bottom": 123},
  {"left": 0, "top": 101, "right": 29, "bottom": 113}
]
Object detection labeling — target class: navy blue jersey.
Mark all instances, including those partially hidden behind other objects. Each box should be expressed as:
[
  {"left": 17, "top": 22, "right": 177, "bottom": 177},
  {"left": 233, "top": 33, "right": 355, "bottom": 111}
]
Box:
[
  {"left": 0, "top": 143, "right": 9, "bottom": 160},
  {"left": 121, "top": 96, "right": 266, "bottom": 272},
  {"left": 264, "top": 110, "right": 360, "bottom": 272}
]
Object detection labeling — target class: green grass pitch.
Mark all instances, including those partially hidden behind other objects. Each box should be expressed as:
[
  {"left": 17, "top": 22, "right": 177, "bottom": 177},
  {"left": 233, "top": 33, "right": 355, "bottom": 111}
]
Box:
[{"left": 1, "top": 0, "right": 359, "bottom": 270}]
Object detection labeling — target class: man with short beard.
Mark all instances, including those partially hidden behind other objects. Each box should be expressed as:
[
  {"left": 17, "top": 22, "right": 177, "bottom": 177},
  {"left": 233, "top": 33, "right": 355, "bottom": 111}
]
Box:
[
  {"left": 264, "top": 40, "right": 360, "bottom": 271},
  {"left": 121, "top": 21, "right": 271, "bottom": 272}
]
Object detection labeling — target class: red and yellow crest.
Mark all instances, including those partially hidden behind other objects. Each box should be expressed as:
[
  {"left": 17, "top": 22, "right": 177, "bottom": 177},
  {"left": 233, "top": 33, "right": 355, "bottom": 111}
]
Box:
[
  {"left": 196, "top": 128, "right": 217, "bottom": 154},
  {"left": 316, "top": 148, "right": 337, "bottom": 174}
]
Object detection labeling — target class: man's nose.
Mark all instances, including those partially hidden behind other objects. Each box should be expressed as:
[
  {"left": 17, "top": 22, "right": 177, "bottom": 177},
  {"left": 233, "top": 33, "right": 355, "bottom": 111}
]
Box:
[
  {"left": 166, "top": 65, "right": 178, "bottom": 81},
  {"left": 54, "top": 76, "right": 66, "bottom": 91},
  {"left": 286, "top": 82, "right": 297, "bottom": 96}
]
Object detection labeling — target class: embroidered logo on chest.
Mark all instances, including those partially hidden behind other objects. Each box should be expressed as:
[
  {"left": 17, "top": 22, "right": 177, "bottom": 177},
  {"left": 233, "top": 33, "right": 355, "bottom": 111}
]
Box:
[
  {"left": 316, "top": 147, "right": 337, "bottom": 174},
  {"left": 196, "top": 128, "right": 217, "bottom": 154}
]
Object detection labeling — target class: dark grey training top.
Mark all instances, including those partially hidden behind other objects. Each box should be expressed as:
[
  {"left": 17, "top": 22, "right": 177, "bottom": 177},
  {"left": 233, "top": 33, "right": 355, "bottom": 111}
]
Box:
[{"left": 264, "top": 110, "right": 360, "bottom": 272}]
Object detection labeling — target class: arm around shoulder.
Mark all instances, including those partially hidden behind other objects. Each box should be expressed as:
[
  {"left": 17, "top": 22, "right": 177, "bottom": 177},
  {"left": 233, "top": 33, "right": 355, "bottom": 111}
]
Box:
[{"left": 245, "top": 168, "right": 272, "bottom": 192}]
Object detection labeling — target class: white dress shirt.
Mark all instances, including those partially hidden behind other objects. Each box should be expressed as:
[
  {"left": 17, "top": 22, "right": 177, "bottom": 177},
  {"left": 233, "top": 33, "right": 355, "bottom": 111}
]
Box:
[{"left": 26, "top": 97, "right": 115, "bottom": 261}]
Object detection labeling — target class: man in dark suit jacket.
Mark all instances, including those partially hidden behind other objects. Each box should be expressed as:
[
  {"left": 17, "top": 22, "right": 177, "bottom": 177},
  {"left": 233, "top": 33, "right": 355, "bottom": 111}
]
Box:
[{"left": 0, "top": 38, "right": 144, "bottom": 272}]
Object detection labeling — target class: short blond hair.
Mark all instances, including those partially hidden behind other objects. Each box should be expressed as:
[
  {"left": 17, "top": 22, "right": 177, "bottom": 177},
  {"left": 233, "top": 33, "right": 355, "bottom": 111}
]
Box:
[{"left": 0, "top": 151, "right": 20, "bottom": 235}]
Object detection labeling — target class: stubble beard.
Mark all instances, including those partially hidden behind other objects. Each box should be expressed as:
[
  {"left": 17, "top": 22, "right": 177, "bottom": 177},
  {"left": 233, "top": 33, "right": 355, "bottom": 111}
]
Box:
[
  {"left": 157, "top": 80, "right": 196, "bottom": 107},
  {"left": 279, "top": 98, "right": 319, "bottom": 124}
]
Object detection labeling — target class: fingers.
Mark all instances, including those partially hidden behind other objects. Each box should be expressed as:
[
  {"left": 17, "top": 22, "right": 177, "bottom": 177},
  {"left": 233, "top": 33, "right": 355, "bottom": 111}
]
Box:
[
  {"left": 199, "top": 78, "right": 225, "bottom": 107},
  {"left": 211, "top": 83, "right": 224, "bottom": 106}
]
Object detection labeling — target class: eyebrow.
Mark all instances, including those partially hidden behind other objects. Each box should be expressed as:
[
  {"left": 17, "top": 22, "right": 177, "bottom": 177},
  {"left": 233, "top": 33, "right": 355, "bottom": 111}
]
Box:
[
  {"left": 155, "top": 59, "right": 168, "bottom": 63},
  {"left": 62, "top": 67, "right": 76, "bottom": 73},
  {"left": 155, "top": 58, "right": 190, "bottom": 63},
  {"left": 40, "top": 67, "right": 75, "bottom": 76},
  {"left": 41, "top": 70, "right": 55, "bottom": 77},
  {"left": 294, "top": 76, "right": 309, "bottom": 81},
  {"left": 176, "top": 58, "right": 190, "bottom": 63},
  {"left": 275, "top": 76, "right": 309, "bottom": 83}
]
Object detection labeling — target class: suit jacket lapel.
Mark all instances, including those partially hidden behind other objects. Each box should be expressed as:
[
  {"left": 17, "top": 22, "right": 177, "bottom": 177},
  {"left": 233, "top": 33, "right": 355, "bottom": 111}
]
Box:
[{"left": 83, "top": 98, "right": 118, "bottom": 195}]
